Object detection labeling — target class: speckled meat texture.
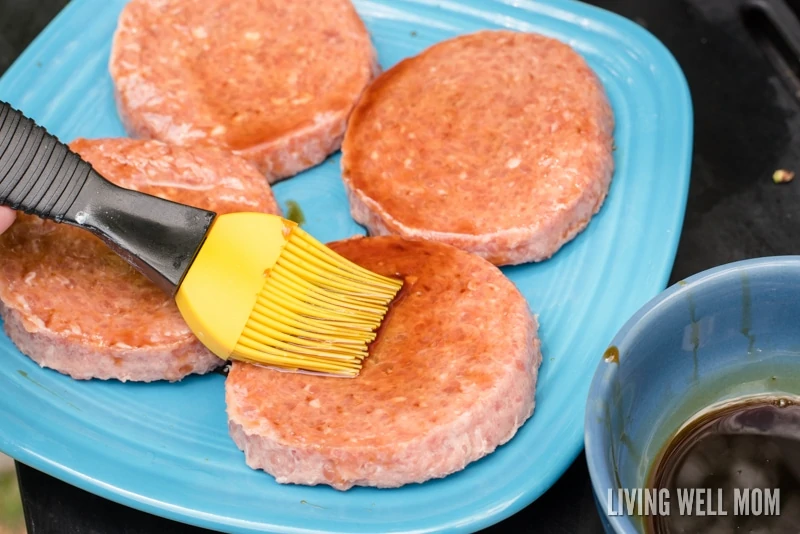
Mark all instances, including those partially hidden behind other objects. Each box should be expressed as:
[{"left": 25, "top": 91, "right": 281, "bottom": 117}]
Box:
[
  {"left": 226, "top": 236, "right": 542, "bottom": 490},
  {"left": 341, "top": 30, "right": 615, "bottom": 266},
  {"left": 109, "top": 0, "right": 379, "bottom": 182},
  {"left": 0, "top": 138, "right": 281, "bottom": 382}
]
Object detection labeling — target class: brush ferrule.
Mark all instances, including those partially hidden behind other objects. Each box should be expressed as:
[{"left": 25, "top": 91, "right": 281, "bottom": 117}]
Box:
[{"left": 64, "top": 170, "right": 215, "bottom": 296}]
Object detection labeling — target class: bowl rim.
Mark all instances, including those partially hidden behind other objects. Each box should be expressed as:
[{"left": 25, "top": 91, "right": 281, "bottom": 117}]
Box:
[{"left": 584, "top": 255, "right": 800, "bottom": 533}]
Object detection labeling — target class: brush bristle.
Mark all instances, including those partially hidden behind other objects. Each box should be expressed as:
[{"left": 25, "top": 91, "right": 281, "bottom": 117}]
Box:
[{"left": 232, "top": 228, "right": 403, "bottom": 377}]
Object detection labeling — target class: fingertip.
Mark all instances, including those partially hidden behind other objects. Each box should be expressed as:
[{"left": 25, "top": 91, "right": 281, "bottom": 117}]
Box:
[{"left": 0, "top": 207, "right": 16, "bottom": 234}]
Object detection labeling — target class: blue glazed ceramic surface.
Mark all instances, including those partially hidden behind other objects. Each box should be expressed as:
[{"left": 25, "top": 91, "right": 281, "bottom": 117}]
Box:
[
  {"left": 0, "top": 0, "right": 691, "bottom": 532},
  {"left": 586, "top": 257, "right": 800, "bottom": 533}
]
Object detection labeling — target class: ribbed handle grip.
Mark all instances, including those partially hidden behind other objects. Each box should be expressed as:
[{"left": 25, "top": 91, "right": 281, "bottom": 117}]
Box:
[
  {"left": 0, "top": 101, "right": 217, "bottom": 295},
  {"left": 0, "top": 102, "right": 91, "bottom": 223}
]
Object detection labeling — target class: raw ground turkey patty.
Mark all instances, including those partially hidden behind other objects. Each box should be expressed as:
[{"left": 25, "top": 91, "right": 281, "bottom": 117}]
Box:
[
  {"left": 110, "top": 0, "right": 379, "bottom": 182},
  {"left": 341, "top": 30, "right": 615, "bottom": 266},
  {"left": 226, "top": 235, "right": 542, "bottom": 490},
  {"left": 0, "top": 138, "right": 281, "bottom": 382}
]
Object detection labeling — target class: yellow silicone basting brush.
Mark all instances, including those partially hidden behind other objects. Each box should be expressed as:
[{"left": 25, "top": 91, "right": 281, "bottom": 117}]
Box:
[{"left": 0, "top": 102, "right": 402, "bottom": 377}]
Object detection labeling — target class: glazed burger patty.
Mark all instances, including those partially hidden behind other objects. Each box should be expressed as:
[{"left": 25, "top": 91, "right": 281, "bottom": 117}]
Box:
[
  {"left": 0, "top": 138, "right": 281, "bottom": 382},
  {"left": 341, "top": 30, "right": 615, "bottom": 266},
  {"left": 226, "top": 235, "right": 542, "bottom": 490},
  {"left": 109, "top": 0, "right": 378, "bottom": 182}
]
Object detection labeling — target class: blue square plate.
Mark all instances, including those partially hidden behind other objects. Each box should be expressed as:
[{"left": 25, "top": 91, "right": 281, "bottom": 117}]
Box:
[{"left": 0, "top": 0, "right": 692, "bottom": 532}]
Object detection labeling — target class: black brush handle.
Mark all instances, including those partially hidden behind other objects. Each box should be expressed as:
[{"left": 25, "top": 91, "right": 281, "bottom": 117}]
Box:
[{"left": 0, "top": 101, "right": 216, "bottom": 295}]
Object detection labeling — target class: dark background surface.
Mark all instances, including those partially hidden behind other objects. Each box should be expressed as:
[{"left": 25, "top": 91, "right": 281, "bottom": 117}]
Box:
[{"left": 3, "top": 0, "right": 800, "bottom": 532}]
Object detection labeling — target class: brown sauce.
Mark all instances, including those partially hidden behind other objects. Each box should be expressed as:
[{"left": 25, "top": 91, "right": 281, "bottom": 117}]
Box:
[
  {"left": 365, "top": 274, "right": 412, "bottom": 360},
  {"left": 647, "top": 397, "right": 800, "bottom": 533},
  {"left": 603, "top": 345, "right": 620, "bottom": 364},
  {"left": 285, "top": 200, "right": 305, "bottom": 225}
]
